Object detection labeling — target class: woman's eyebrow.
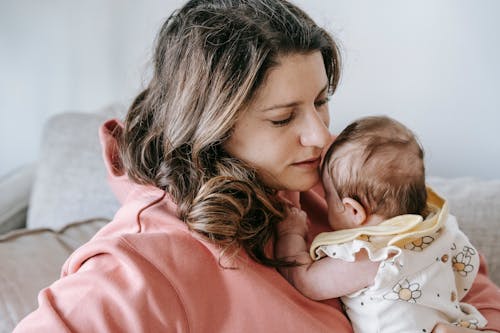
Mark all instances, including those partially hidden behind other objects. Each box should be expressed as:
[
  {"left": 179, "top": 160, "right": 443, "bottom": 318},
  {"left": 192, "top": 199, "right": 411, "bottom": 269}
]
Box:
[
  {"left": 259, "top": 84, "right": 329, "bottom": 112},
  {"left": 260, "top": 101, "right": 300, "bottom": 112}
]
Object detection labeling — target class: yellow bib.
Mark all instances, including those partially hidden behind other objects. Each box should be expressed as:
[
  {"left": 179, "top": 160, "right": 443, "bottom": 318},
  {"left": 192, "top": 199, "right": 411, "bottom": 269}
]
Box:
[{"left": 310, "top": 187, "right": 448, "bottom": 259}]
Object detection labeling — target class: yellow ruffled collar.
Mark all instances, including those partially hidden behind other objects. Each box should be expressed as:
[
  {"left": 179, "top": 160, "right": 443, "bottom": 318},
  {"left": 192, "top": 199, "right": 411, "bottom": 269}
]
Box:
[{"left": 310, "top": 187, "right": 448, "bottom": 259}]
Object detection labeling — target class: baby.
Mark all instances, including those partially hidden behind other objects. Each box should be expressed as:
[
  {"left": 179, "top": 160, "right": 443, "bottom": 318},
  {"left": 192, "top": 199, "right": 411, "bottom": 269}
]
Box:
[{"left": 275, "top": 116, "right": 487, "bottom": 333}]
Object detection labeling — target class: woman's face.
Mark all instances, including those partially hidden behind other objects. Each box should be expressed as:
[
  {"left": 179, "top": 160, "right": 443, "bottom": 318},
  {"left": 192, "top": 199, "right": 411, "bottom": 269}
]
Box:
[{"left": 224, "top": 52, "right": 332, "bottom": 191}]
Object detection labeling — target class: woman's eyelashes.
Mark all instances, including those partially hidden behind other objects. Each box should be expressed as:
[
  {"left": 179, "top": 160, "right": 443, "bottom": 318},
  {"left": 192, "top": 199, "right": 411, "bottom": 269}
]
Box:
[
  {"left": 271, "top": 113, "right": 295, "bottom": 127},
  {"left": 314, "top": 96, "right": 330, "bottom": 108}
]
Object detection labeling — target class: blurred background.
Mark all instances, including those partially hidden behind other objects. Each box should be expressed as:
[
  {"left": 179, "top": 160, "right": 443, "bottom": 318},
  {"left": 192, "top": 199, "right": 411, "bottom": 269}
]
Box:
[{"left": 1, "top": 0, "right": 499, "bottom": 179}]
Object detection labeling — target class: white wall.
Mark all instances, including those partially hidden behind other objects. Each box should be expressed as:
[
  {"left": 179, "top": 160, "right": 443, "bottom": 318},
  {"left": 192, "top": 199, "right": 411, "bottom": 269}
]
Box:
[
  {"left": 0, "top": 0, "right": 184, "bottom": 177},
  {"left": 297, "top": 0, "right": 500, "bottom": 180},
  {"left": 1, "top": 0, "right": 499, "bottom": 179}
]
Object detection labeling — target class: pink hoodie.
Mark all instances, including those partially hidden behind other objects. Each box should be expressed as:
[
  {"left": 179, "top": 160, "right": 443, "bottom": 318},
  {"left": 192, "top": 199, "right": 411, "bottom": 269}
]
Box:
[{"left": 14, "top": 120, "right": 500, "bottom": 332}]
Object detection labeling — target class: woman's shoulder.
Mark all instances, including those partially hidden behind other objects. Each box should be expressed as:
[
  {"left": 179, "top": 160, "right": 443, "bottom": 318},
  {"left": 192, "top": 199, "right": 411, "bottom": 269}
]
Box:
[
  {"left": 58, "top": 179, "right": 218, "bottom": 285},
  {"left": 63, "top": 222, "right": 200, "bottom": 275},
  {"left": 68, "top": 184, "right": 209, "bottom": 271}
]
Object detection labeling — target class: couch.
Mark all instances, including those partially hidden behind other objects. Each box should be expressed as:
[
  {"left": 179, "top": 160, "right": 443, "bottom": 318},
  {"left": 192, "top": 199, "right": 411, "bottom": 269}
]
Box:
[{"left": 1, "top": 105, "right": 499, "bottom": 333}]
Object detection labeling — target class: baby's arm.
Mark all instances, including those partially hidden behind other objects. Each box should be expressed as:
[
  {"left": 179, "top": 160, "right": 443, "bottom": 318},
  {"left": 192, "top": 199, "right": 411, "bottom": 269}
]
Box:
[{"left": 275, "top": 208, "right": 378, "bottom": 300}]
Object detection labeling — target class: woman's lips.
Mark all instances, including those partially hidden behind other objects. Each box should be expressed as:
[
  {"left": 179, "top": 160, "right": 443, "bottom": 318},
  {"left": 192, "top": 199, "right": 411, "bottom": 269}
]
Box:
[{"left": 292, "top": 157, "right": 321, "bottom": 169}]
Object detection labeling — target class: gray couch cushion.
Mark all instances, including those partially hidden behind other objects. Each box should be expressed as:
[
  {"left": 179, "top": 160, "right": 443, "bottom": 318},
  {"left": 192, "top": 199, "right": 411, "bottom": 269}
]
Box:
[
  {"left": 27, "top": 105, "right": 125, "bottom": 230},
  {"left": 428, "top": 176, "right": 500, "bottom": 286},
  {"left": 0, "top": 218, "right": 107, "bottom": 333}
]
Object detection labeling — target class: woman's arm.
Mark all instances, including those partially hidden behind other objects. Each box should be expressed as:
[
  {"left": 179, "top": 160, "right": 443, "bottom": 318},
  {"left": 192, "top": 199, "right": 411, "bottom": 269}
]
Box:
[{"left": 275, "top": 208, "right": 378, "bottom": 300}]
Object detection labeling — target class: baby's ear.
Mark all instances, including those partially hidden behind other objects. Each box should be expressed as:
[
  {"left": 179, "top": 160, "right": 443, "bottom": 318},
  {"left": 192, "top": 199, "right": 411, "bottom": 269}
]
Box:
[{"left": 341, "top": 197, "right": 367, "bottom": 226}]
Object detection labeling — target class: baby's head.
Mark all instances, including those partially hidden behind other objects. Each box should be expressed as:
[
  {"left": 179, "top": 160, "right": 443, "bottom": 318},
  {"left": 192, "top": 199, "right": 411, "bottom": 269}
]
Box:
[{"left": 321, "top": 116, "right": 427, "bottom": 231}]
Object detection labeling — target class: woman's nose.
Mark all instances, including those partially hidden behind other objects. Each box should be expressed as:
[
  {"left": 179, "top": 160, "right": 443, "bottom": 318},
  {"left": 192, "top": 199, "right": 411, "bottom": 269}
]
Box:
[{"left": 299, "top": 111, "right": 331, "bottom": 149}]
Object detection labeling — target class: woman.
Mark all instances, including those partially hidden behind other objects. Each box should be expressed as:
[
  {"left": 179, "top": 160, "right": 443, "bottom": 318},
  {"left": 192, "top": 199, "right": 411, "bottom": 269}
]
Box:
[{"left": 15, "top": 0, "right": 500, "bottom": 332}]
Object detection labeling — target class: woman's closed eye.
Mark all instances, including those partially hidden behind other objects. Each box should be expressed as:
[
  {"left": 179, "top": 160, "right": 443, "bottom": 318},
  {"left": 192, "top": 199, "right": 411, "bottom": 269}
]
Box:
[
  {"left": 269, "top": 95, "right": 329, "bottom": 127},
  {"left": 270, "top": 112, "right": 296, "bottom": 127}
]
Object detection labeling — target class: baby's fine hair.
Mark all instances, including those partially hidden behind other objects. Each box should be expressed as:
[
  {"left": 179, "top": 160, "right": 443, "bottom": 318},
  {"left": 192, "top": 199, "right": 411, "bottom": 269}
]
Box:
[
  {"left": 119, "top": 0, "right": 341, "bottom": 266},
  {"left": 322, "top": 116, "right": 427, "bottom": 218}
]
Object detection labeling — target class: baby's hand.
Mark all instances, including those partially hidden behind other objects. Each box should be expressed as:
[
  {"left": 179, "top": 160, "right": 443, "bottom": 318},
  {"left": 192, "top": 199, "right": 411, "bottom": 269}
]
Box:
[{"left": 277, "top": 207, "right": 309, "bottom": 238}]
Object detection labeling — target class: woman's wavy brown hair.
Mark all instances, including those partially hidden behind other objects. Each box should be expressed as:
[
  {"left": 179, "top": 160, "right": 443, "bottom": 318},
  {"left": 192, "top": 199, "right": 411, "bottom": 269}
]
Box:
[{"left": 120, "top": 0, "right": 341, "bottom": 267}]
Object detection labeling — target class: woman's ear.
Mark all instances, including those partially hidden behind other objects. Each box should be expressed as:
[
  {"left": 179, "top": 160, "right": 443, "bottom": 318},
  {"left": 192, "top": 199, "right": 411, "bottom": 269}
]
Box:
[
  {"left": 341, "top": 197, "right": 367, "bottom": 226},
  {"left": 99, "top": 118, "right": 125, "bottom": 177},
  {"left": 99, "top": 118, "right": 136, "bottom": 204}
]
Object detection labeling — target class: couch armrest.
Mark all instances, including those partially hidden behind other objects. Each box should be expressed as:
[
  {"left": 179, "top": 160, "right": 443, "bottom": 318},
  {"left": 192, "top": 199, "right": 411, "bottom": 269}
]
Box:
[{"left": 0, "top": 164, "right": 36, "bottom": 234}]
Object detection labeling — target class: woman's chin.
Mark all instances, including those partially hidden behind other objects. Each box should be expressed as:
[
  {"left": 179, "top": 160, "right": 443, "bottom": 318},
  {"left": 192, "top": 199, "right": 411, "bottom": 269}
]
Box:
[
  {"left": 261, "top": 170, "right": 320, "bottom": 192},
  {"left": 284, "top": 174, "right": 320, "bottom": 192}
]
